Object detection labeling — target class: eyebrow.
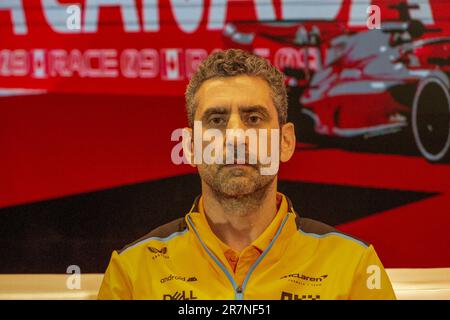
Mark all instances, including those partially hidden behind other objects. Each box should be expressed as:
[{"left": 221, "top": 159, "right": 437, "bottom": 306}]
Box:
[
  {"left": 201, "top": 105, "right": 271, "bottom": 121},
  {"left": 201, "top": 107, "right": 230, "bottom": 121},
  {"left": 239, "top": 105, "right": 271, "bottom": 119}
]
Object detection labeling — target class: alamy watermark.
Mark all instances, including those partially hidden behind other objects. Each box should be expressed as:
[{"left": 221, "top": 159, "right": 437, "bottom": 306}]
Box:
[
  {"left": 66, "top": 5, "right": 81, "bottom": 31},
  {"left": 366, "top": 265, "right": 382, "bottom": 289},
  {"left": 66, "top": 264, "right": 81, "bottom": 290},
  {"left": 367, "top": 5, "right": 381, "bottom": 30},
  {"left": 171, "top": 121, "right": 280, "bottom": 176}
]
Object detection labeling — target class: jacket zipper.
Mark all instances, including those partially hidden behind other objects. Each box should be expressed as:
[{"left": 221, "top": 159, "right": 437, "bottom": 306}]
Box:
[
  {"left": 187, "top": 216, "right": 242, "bottom": 298},
  {"left": 187, "top": 214, "right": 290, "bottom": 300}
]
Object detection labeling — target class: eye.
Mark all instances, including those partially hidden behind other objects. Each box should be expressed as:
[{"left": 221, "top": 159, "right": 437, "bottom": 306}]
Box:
[
  {"left": 209, "top": 116, "right": 226, "bottom": 126},
  {"left": 247, "top": 114, "right": 262, "bottom": 125}
]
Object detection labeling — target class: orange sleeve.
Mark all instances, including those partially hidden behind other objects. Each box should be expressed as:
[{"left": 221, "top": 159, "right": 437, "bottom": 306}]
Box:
[
  {"left": 348, "top": 245, "right": 397, "bottom": 300},
  {"left": 97, "top": 251, "right": 133, "bottom": 300}
]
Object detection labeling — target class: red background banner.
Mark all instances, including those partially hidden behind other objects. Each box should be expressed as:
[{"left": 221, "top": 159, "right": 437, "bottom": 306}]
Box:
[{"left": 1, "top": 0, "right": 449, "bottom": 271}]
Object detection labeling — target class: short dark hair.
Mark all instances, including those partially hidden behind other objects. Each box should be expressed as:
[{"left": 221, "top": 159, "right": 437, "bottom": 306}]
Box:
[{"left": 185, "top": 49, "right": 287, "bottom": 127}]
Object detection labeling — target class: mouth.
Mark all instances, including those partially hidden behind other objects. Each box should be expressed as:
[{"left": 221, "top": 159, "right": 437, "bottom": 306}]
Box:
[
  {"left": 224, "top": 163, "right": 252, "bottom": 167},
  {"left": 222, "top": 164, "right": 256, "bottom": 170}
]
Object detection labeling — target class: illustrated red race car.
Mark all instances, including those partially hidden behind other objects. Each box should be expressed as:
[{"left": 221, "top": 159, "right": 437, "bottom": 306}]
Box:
[{"left": 223, "top": 2, "right": 450, "bottom": 162}]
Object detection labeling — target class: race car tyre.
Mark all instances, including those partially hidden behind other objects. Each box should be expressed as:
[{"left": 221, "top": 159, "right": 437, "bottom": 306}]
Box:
[{"left": 412, "top": 76, "right": 450, "bottom": 163}]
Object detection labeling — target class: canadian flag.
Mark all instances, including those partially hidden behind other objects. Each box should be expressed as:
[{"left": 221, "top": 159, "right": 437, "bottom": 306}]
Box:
[
  {"left": 161, "top": 49, "right": 183, "bottom": 81},
  {"left": 32, "top": 49, "right": 47, "bottom": 79}
]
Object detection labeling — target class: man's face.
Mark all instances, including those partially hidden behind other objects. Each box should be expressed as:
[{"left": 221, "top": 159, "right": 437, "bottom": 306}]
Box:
[{"left": 191, "top": 75, "right": 283, "bottom": 198}]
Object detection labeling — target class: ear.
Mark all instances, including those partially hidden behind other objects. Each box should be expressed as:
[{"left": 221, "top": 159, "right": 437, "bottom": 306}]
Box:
[
  {"left": 280, "top": 122, "right": 296, "bottom": 163},
  {"left": 182, "top": 127, "right": 197, "bottom": 168}
]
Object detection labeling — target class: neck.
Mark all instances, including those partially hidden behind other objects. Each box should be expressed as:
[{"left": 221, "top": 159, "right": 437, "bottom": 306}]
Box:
[{"left": 201, "top": 180, "right": 278, "bottom": 252}]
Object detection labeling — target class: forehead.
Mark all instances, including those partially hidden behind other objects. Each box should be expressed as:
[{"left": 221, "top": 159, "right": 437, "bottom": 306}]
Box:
[{"left": 194, "top": 75, "right": 274, "bottom": 115}]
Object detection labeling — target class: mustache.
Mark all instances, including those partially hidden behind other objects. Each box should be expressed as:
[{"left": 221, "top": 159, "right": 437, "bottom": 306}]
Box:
[
  {"left": 224, "top": 143, "right": 258, "bottom": 159},
  {"left": 205, "top": 143, "right": 264, "bottom": 168},
  {"left": 217, "top": 154, "right": 260, "bottom": 169},
  {"left": 223, "top": 150, "right": 259, "bottom": 165},
  {"left": 217, "top": 163, "right": 259, "bottom": 173}
]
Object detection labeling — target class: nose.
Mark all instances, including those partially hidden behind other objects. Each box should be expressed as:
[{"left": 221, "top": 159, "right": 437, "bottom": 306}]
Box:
[
  {"left": 224, "top": 113, "right": 251, "bottom": 163},
  {"left": 225, "top": 113, "right": 248, "bottom": 145},
  {"left": 226, "top": 112, "right": 245, "bottom": 131}
]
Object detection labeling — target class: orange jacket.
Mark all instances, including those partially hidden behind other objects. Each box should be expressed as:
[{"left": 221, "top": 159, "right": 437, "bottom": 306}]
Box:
[{"left": 98, "top": 192, "right": 396, "bottom": 300}]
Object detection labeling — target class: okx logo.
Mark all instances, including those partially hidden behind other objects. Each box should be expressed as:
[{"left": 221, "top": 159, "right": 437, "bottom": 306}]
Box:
[
  {"left": 281, "top": 291, "right": 321, "bottom": 300},
  {"left": 148, "top": 246, "right": 169, "bottom": 260},
  {"left": 163, "top": 290, "right": 198, "bottom": 300}
]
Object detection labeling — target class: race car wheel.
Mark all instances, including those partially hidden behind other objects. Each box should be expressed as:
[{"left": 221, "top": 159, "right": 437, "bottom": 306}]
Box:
[{"left": 412, "top": 77, "right": 450, "bottom": 163}]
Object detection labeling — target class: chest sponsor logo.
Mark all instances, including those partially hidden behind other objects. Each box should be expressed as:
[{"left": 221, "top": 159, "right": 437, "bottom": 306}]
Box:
[
  {"left": 163, "top": 290, "right": 198, "bottom": 300},
  {"left": 280, "top": 273, "right": 328, "bottom": 287},
  {"left": 148, "top": 246, "right": 169, "bottom": 260},
  {"left": 281, "top": 291, "right": 321, "bottom": 300},
  {"left": 160, "top": 274, "right": 198, "bottom": 283}
]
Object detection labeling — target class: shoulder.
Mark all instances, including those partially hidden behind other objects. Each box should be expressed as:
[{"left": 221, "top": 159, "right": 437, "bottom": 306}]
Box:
[
  {"left": 295, "top": 215, "right": 370, "bottom": 249},
  {"left": 117, "top": 217, "right": 189, "bottom": 255},
  {"left": 285, "top": 194, "right": 369, "bottom": 249}
]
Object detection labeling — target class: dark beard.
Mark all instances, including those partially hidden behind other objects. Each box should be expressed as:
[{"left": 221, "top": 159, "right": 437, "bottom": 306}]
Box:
[{"left": 199, "top": 163, "right": 276, "bottom": 216}]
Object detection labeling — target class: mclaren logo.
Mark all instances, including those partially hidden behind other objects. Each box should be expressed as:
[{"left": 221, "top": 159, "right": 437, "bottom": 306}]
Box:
[
  {"left": 280, "top": 273, "right": 328, "bottom": 287},
  {"left": 148, "top": 246, "right": 169, "bottom": 260},
  {"left": 281, "top": 274, "right": 328, "bottom": 282}
]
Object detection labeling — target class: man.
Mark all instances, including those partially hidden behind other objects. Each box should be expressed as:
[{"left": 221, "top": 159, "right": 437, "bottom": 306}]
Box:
[{"left": 98, "top": 49, "right": 396, "bottom": 300}]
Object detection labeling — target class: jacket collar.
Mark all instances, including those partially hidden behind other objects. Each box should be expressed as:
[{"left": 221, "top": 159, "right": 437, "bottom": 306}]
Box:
[{"left": 185, "top": 192, "right": 299, "bottom": 270}]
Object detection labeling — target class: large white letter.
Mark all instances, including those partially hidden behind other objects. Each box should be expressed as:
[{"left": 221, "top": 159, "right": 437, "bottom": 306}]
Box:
[
  {"left": 255, "top": 0, "right": 276, "bottom": 21},
  {"left": 281, "top": 0, "right": 341, "bottom": 20},
  {"left": 143, "top": 0, "right": 159, "bottom": 31},
  {"left": 348, "top": 0, "right": 370, "bottom": 27},
  {"left": 0, "top": 0, "right": 27, "bottom": 35},
  {"left": 42, "top": 0, "right": 80, "bottom": 33},
  {"left": 84, "top": 0, "right": 140, "bottom": 33},
  {"left": 203, "top": 129, "right": 224, "bottom": 165},
  {"left": 170, "top": 0, "right": 204, "bottom": 33},
  {"left": 408, "top": 0, "right": 434, "bottom": 25},
  {"left": 193, "top": 120, "right": 204, "bottom": 165},
  {"left": 258, "top": 129, "right": 279, "bottom": 176},
  {"left": 207, "top": 0, "right": 227, "bottom": 30}
]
